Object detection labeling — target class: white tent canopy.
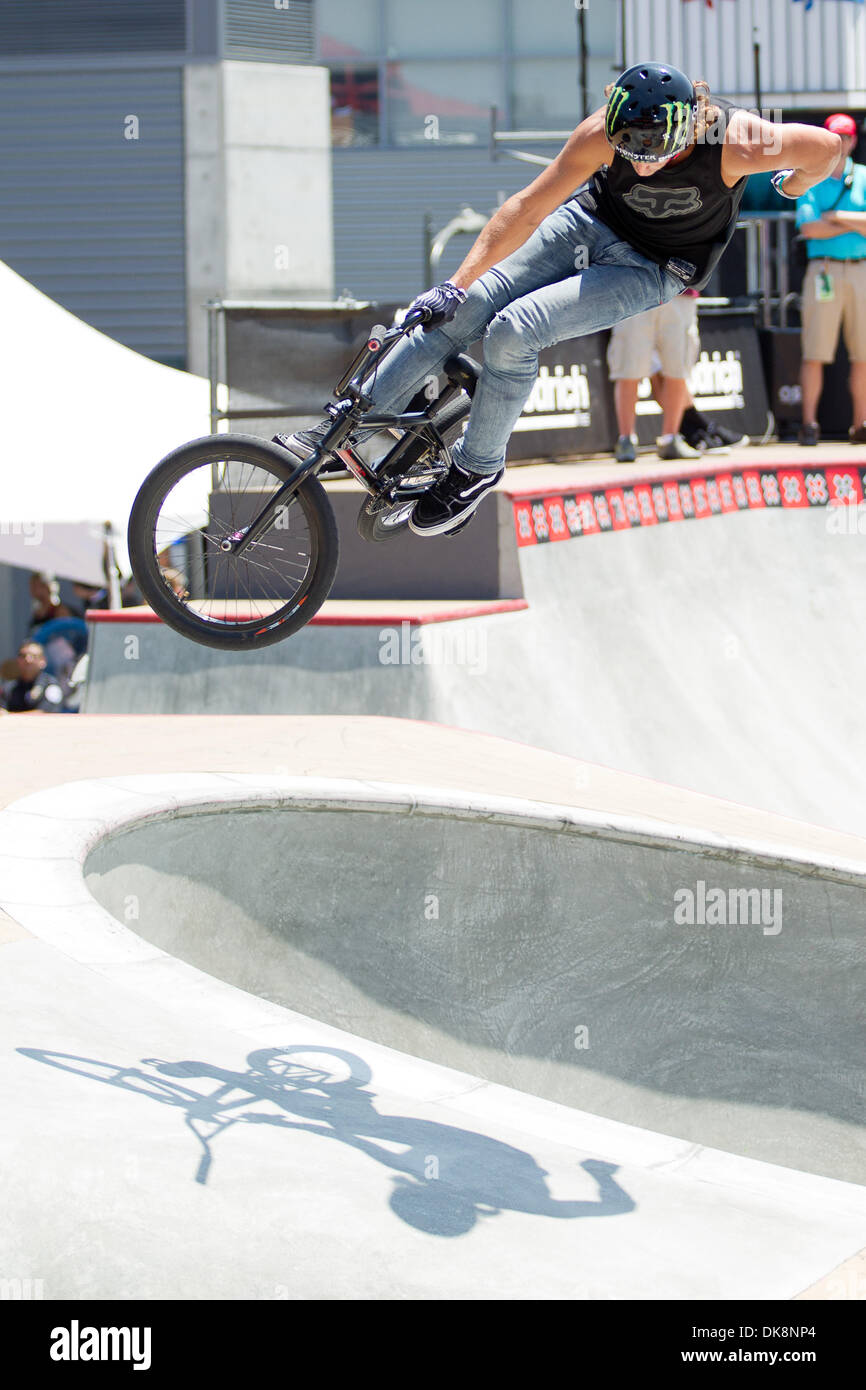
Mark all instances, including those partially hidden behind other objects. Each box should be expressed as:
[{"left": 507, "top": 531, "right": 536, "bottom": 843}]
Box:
[{"left": 0, "top": 260, "right": 211, "bottom": 585}]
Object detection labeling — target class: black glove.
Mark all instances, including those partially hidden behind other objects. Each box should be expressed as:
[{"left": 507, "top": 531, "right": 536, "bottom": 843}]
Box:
[{"left": 407, "top": 280, "right": 468, "bottom": 332}]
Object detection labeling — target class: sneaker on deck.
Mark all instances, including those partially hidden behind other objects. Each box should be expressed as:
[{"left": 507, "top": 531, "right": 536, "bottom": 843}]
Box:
[
  {"left": 408, "top": 461, "right": 503, "bottom": 537},
  {"left": 798, "top": 422, "right": 820, "bottom": 447},
  {"left": 683, "top": 420, "right": 749, "bottom": 453},
  {"left": 656, "top": 432, "right": 701, "bottom": 461},
  {"left": 849, "top": 422, "right": 866, "bottom": 444}
]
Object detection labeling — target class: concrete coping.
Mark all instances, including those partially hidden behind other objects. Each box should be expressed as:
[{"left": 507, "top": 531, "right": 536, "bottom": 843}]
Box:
[{"left": 6, "top": 772, "right": 866, "bottom": 900}]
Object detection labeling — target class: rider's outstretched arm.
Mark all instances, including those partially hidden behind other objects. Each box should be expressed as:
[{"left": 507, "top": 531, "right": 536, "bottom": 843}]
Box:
[
  {"left": 721, "top": 113, "right": 841, "bottom": 197},
  {"left": 449, "top": 107, "right": 610, "bottom": 292}
]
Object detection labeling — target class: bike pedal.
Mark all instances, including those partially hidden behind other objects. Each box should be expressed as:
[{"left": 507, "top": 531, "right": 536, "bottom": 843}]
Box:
[{"left": 393, "top": 461, "right": 449, "bottom": 496}]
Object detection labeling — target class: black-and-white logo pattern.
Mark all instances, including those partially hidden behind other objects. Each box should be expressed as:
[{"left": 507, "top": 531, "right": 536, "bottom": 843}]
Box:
[{"left": 621, "top": 185, "right": 703, "bottom": 219}]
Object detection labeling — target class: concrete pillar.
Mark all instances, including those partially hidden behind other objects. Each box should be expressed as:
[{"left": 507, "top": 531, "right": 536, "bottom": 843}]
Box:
[{"left": 184, "top": 60, "right": 334, "bottom": 377}]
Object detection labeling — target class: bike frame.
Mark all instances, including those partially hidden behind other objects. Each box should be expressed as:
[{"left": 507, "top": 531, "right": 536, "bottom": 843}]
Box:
[{"left": 229, "top": 307, "right": 464, "bottom": 559}]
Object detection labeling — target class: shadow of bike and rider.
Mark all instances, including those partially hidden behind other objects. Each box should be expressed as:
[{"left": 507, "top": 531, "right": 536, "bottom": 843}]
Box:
[{"left": 19, "top": 1043, "right": 636, "bottom": 1238}]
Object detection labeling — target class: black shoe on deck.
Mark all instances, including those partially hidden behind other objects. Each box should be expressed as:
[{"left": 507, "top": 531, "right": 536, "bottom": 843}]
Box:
[
  {"left": 680, "top": 407, "right": 748, "bottom": 454},
  {"left": 408, "top": 461, "right": 503, "bottom": 537},
  {"left": 682, "top": 420, "right": 749, "bottom": 454},
  {"left": 704, "top": 419, "right": 749, "bottom": 448}
]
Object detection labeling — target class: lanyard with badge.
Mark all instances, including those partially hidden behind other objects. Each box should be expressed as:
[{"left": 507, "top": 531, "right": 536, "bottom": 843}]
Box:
[{"left": 816, "top": 158, "right": 855, "bottom": 302}]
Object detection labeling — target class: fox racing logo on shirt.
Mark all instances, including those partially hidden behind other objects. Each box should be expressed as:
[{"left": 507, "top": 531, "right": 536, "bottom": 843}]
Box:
[{"left": 621, "top": 185, "right": 703, "bottom": 218}]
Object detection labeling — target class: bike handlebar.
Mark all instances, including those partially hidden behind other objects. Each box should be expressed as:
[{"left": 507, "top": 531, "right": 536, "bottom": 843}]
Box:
[
  {"left": 335, "top": 305, "right": 433, "bottom": 400},
  {"left": 367, "top": 305, "right": 432, "bottom": 351}
]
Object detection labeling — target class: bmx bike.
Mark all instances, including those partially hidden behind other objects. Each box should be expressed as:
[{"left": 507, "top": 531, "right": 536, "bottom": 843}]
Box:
[{"left": 127, "top": 306, "right": 480, "bottom": 651}]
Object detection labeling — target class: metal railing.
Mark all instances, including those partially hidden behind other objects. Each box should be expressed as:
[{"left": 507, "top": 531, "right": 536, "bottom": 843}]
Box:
[
  {"left": 738, "top": 211, "right": 799, "bottom": 329},
  {"left": 423, "top": 207, "right": 489, "bottom": 288},
  {"left": 489, "top": 109, "right": 571, "bottom": 167}
]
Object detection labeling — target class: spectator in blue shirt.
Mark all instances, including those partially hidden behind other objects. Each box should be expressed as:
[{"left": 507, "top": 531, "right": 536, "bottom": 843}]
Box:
[{"left": 795, "top": 114, "right": 866, "bottom": 444}]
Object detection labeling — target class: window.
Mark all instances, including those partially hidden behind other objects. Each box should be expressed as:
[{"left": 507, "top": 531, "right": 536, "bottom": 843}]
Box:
[
  {"left": 586, "top": 4, "right": 618, "bottom": 67},
  {"left": 318, "top": 0, "right": 619, "bottom": 147},
  {"left": 387, "top": 61, "right": 502, "bottom": 146},
  {"left": 511, "top": 2, "right": 577, "bottom": 58},
  {"left": 383, "top": 0, "right": 502, "bottom": 58},
  {"left": 511, "top": 60, "right": 580, "bottom": 130},
  {"left": 586, "top": 4, "right": 619, "bottom": 105},
  {"left": 586, "top": 57, "right": 617, "bottom": 116},
  {"left": 317, "top": 0, "right": 379, "bottom": 60},
  {"left": 330, "top": 64, "right": 380, "bottom": 146}
]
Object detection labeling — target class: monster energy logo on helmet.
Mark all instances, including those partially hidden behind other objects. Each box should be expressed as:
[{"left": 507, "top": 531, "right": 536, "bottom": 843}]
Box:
[
  {"left": 605, "top": 84, "right": 631, "bottom": 141},
  {"left": 664, "top": 100, "right": 691, "bottom": 153},
  {"left": 605, "top": 62, "right": 696, "bottom": 163}
]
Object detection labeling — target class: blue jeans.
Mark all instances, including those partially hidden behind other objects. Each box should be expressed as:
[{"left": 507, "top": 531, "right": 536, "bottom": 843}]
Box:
[{"left": 363, "top": 196, "right": 686, "bottom": 475}]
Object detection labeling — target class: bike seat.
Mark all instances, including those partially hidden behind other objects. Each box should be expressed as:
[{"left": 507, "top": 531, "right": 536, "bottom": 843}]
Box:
[{"left": 443, "top": 354, "right": 481, "bottom": 397}]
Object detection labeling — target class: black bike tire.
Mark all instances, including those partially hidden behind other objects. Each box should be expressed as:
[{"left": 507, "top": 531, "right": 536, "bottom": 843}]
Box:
[
  {"left": 128, "top": 433, "right": 339, "bottom": 651},
  {"left": 356, "top": 393, "right": 472, "bottom": 543},
  {"left": 356, "top": 495, "right": 417, "bottom": 544}
]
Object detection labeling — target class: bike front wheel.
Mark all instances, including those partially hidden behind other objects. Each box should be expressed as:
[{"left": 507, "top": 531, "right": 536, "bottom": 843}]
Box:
[{"left": 128, "top": 434, "right": 339, "bottom": 651}]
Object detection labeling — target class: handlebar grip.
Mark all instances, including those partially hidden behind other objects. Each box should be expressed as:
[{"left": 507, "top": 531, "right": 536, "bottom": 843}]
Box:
[{"left": 367, "top": 324, "right": 388, "bottom": 349}]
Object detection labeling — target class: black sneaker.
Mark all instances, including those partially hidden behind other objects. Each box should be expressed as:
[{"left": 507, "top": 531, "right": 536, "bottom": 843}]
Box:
[
  {"left": 408, "top": 461, "right": 503, "bottom": 537},
  {"left": 272, "top": 422, "right": 351, "bottom": 477},
  {"left": 798, "top": 422, "right": 820, "bottom": 447},
  {"left": 683, "top": 420, "right": 749, "bottom": 453},
  {"left": 702, "top": 419, "right": 749, "bottom": 449}
]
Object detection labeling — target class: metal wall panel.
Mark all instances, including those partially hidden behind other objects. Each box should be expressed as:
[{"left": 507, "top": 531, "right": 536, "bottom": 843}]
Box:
[
  {"left": 223, "top": 0, "right": 314, "bottom": 61},
  {"left": 625, "top": 0, "right": 865, "bottom": 104},
  {"left": 0, "top": 0, "right": 186, "bottom": 56},
  {"left": 0, "top": 69, "right": 186, "bottom": 364},
  {"left": 332, "top": 147, "right": 548, "bottom": 301}
]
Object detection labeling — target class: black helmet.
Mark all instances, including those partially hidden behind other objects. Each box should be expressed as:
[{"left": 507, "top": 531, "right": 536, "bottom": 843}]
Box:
[{"left": 605, "top": 63, "right": 696, "bottom": 163}]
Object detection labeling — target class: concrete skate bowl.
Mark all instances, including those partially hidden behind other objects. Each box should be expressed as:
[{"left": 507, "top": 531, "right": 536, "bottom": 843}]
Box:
[{"left": 83, "top": 782, "right": 866, "bottom": 1185}]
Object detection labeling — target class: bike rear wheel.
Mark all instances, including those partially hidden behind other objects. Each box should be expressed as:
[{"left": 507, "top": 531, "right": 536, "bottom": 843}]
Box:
[
  {"left": 128, "top": 434, "right": 339, "bottom": 650},
  {"left": 356, "top": 392, "right": 472, "bottom": 543}
]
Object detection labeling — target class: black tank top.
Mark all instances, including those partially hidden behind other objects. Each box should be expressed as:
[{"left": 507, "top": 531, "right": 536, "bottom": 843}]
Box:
[{"left": 576, "top": 98, "right": 747, "bottom": 291}]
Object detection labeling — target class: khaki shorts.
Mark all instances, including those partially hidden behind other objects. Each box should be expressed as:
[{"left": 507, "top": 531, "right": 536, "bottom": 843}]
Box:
[
  {"left": 607, "top": 294, "right": 700, "bottom": 380},
  {"left": 801, "top": 260, "right": 866, "bottom": 364}
]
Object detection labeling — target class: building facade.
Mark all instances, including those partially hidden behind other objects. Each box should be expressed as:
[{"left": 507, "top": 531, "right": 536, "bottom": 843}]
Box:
[
  {"left": 0, "top": 0, "right": 330, "bottom": 373},
  {"left": 0, "top": 0, "right": 617, "bottom": 371},
  {"left": 0, "top": 0, "right": 862, "bottom": 373}
]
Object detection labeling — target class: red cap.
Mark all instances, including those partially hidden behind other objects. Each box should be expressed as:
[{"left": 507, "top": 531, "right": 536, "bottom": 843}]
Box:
[{"left": 824, "top": 113, "right": 857, "bottom": 138}]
